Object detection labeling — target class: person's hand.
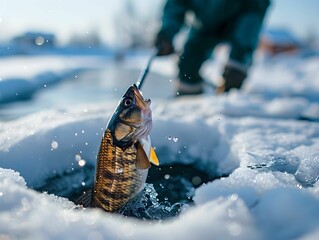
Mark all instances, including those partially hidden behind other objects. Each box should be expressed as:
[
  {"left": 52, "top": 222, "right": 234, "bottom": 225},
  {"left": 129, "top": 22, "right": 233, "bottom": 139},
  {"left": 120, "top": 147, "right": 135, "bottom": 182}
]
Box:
[{"left": 155, "top": 31, "right": 174, "bottom": 56}]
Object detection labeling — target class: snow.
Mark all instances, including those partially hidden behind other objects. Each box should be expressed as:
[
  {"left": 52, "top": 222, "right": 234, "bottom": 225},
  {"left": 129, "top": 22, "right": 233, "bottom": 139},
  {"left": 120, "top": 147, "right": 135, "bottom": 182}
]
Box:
[
  {"left": 1, "top": 50, "right": 319, "bottom": 239},
  {"left": 0, "top": 56, "right": 110, "bottom": 103}
]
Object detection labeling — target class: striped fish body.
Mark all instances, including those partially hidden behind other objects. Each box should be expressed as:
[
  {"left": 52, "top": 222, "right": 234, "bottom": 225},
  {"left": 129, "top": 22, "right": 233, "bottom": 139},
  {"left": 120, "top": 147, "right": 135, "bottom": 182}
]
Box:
[
  {"left": 78, "top": 84, "right": 159, "bottom": 212},
  {"left": 91, "top": 129, "right": 148, "bottom": 212}
]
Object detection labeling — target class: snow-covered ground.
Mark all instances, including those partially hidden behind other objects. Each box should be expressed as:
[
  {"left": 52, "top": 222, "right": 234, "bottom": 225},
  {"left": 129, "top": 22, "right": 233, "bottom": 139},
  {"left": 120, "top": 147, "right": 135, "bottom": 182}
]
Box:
[{"left": 1, "top": 50, "right": 319, "bottom": 239}]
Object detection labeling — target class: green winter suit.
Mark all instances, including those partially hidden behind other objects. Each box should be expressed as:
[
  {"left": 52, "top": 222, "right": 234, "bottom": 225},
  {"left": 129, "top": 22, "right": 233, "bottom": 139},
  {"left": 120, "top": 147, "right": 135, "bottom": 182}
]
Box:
[{"left": 159, "top": 0, "right": 270, "bottom": 86}]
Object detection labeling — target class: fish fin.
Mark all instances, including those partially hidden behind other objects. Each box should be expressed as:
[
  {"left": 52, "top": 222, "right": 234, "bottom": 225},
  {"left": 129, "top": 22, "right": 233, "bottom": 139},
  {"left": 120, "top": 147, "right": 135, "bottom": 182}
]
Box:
[
  {"left": 135, "top": 141, "right": 151, "bottom": 169},
  {"left": 150, "top": 147, "right": 159, "bottom": 166},
  {"left": 75, "top": 189, "right": 92, "bottom": 207}
]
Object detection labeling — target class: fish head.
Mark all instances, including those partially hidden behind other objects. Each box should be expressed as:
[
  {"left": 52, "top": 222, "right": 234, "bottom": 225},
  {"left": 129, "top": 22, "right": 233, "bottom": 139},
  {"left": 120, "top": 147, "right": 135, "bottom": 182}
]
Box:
[{"left": 110, "top": 84, "right": 152, "bottom": 148}]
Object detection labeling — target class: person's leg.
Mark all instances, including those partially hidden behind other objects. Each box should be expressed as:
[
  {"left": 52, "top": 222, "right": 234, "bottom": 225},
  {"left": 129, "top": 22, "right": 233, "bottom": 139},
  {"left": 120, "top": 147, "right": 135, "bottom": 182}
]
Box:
[
  {"left": 220, "top": 3, "right": 269, "bottom": 93},
  {"left": 177, "top": 29, "right": 218, "bottom": 95}
]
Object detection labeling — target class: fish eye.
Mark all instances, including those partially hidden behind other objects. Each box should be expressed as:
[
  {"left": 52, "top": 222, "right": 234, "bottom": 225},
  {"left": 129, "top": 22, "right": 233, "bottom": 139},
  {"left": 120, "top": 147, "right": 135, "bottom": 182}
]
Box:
[{"left": 123, "top": 97, "right": 133, "bottom": 107}]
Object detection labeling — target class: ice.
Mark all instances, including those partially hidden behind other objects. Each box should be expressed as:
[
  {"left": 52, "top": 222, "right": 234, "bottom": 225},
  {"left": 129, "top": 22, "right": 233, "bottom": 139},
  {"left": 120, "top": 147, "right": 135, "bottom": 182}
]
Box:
[
  {"left": 0, "top": 56, "right": 109, "bottom": 103},
  {"left": 0, "top": 50, "right": 319, "bottom": 239}
]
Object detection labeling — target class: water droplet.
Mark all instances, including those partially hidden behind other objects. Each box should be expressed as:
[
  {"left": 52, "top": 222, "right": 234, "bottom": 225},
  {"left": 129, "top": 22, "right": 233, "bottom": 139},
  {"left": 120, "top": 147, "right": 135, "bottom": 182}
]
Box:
[
  {"left": 229, "top": 194, "right": 239, "bottom": 201},
  {"left": 78, "top": 159, "right": 86, "bottom": 167},
  {"left": 35, "top": 36, "right": 45, "bottom": 46},
  {"left": 75, "top": 133, "right": 78, "bottom": 136},
  {"left": 116, "top": 168, "right": 123, "bottom": 173},
  {"left": 192, "top": 176, "right": 202, "bottom": 186},
  {"left": 164, "top": 174, "right": 170, "bottom": 180},
  {"left": 75, "top": 154, "right": 81, "bottom": 161},
  {"left": 168, "top": 136, "right": 178, "bottom": 142},
  {"left": 82, "top": 130, "right": 85, "bottom": 133},
  {"left": 51, "top": 141, "right": 58, "bottom": 149},
  {"left": 81, "top": 182, "right": 86, "bottom": 186}
]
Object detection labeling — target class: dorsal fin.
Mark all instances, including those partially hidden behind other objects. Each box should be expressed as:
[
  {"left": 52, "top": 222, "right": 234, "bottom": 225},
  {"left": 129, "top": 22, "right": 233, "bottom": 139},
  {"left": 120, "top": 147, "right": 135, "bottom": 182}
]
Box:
[
  {"left": 150, "top": 147, "right": 159, "bottom": 166},
  {"left": 135, "top": 141, "right": 151, "bottom": 169},
  {"left": 75, "top": 189, "right": 92, "bottom": 207}
]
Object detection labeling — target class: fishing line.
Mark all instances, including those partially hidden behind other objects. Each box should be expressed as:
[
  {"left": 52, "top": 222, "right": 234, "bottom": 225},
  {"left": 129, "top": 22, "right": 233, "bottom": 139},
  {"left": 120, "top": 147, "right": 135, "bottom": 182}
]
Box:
[{"left": 136, "top": 50, "right": 158, "bottom": 90}]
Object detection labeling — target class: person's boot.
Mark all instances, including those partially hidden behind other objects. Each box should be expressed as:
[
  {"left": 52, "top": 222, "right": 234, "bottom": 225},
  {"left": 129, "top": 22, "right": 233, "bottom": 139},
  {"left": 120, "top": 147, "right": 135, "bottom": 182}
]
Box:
[
  {"left": 216, "top": 63, "right": 247, "bottom": 94},
  {"left": 175, "top": 80, "right": 203, "bottom": 97}
]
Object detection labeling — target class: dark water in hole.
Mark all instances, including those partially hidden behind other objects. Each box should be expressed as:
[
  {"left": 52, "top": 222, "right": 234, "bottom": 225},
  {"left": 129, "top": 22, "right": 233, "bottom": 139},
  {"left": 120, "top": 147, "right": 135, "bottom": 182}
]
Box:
[{"left": 36, "top": 163, "right": 215, "bottom": 220}]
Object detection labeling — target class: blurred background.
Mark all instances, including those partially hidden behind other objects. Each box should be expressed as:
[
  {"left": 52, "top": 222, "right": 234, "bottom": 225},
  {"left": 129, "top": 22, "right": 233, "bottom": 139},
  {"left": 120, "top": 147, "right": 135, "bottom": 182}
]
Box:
[
  {"left": 0, "top": 0, "right": 318, "bottom": 54},
  {"left": 0, "top": 0, "right": 318, "bottom": 119}
]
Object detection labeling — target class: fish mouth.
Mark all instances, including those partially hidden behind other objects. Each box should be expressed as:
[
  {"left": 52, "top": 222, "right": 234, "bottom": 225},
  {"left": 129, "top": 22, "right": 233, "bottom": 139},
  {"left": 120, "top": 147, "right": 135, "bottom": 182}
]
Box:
[
  {"left": 131, "top": 84, "right": 152, "bottom": 139},
  {"left": 118, "top": 84, "right": 152, "bottom": 139},
  {"left": 132, "top": 84, "right": 151, "bottom": 111}
]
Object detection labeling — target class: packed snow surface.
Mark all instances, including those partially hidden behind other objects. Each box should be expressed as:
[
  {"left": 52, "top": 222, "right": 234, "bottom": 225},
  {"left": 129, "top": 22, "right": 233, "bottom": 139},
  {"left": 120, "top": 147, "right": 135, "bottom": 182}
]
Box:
[{"left": 1, "top": 50, "right": 319, "bottom": 239}]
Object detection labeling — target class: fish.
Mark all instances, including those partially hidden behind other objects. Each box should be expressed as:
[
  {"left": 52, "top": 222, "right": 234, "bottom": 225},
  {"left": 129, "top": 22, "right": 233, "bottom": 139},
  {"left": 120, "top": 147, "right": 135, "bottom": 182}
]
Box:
[{"left": 77, "top": 84, "right": 159, "bottom": 212}]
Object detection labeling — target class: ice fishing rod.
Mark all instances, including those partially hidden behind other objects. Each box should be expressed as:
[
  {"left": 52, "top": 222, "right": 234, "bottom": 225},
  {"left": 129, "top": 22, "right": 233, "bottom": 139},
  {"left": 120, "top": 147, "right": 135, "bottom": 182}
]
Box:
[
  {"left": 135, "top": 49, "right": 216, "bottom": 91},
  {"left": 136, "top": 50, "right": 158, "bottom": 90}
]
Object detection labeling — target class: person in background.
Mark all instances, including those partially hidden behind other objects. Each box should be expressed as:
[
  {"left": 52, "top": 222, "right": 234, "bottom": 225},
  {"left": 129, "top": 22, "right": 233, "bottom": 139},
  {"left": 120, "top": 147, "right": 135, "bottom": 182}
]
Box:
[{"left": 155, "top": 0, "right": 271, "bottom": 95}]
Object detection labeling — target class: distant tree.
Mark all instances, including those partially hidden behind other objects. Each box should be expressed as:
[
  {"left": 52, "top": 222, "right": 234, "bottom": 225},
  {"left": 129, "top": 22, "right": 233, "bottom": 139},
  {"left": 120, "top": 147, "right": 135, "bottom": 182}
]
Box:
[{"left": 114, "top": 0, "right": 163, "bottom": 49}]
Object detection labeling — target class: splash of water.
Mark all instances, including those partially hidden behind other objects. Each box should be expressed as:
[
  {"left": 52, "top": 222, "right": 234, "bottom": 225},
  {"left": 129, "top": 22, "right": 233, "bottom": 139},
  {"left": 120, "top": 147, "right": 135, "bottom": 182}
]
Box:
[{"left": 119, "top": 183, "right": 192, "bottom": 220}]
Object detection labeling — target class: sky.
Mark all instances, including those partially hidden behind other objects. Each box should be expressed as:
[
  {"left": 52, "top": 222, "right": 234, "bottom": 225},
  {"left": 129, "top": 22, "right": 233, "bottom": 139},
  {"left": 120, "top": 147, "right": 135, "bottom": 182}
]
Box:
[
  {"left": 265, "top": 0, "right": 319, "bottom": 40},
  {"left": 0, "top": 0, "right": 318, "bottom": 45}
]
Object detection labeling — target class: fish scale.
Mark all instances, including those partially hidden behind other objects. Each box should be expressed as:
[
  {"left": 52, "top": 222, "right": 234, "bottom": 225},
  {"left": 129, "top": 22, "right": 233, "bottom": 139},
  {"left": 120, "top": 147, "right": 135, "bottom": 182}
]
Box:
[
  {"left": 91, "top": 130, "right": 147, "bottom": 212},
  {"left": 76, "top": 84, "right": 159, "bottom": 212}
]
